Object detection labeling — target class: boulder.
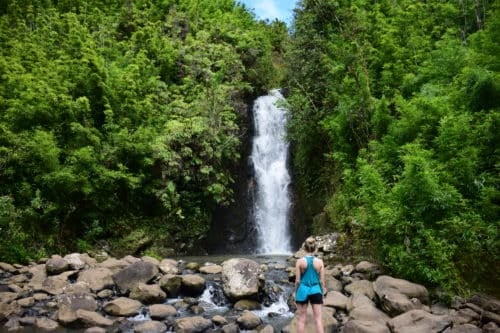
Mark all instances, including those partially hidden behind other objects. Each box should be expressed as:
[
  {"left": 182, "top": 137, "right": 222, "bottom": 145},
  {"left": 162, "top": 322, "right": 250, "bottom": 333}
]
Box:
[
  {"left": 98, "top": 258, "right": 129, "bottom": 273},
  {"left": 347, "top": 293, "right": 377, "bottom": 312},
  {"left": 343, "top": 320, "right": 391, "bottom": 333},
  {"left": 199, "top": 264, "right": 222, "bottom": 274},
  {"left": 103, "top": 297, "right": 142, "bottom": 316},
  {"left": 355, "top": 261, "right": 380, "bottom": 275},
  {"left": 27, "top": 264, "right": 47, "bottom": 291},
  {"left": 221, "top": 323, "right": 240, "bottom": 333},
  {"left": 112, "top": 260, "right": 159, "bottom": 294},
  {"left": 373, "top": 275, "right": 429, "bottom": 316},
  {"left": 64, "top": 253, "right": 86, "bottom": 270},
  {"left": 234, "top": 299, "right": 262, "bottom": 310},
  {"left": 149, "top": 304, "right": 177, "bottom": 319},
  {"left": 325, "top": 275, "right": 343, "bottom": 292},
  {"left": 447, "top": 324, "right": 483, "bottom": 333},
  {"left": 63, "top": 281, "right": 91, "bottom": 294},
  {"left": 324, "top": 290, "right": 349, "bottom": 310},
  {"left": 84, "top": 327, "right": 106, "bottom": 333},
  {"left": 74, "top": 309, "right": 113, "bottom": 327},
  {"left": 282, "top": 306, "right": 338, "bottom": 333},
  {"left": 141, "top": 256, "right": 160, "bottom": 266},
  {"left": 0, "top": 263, "right": 17, "bottom": 274},
  {"left": 129, "top": 283, "right": 167, "bottom": 304},
  {"left": 41, "top": 271, "right": 75, "bottom": 295},
  {"left": 46, "top": 256, "right": 70, "bottom": 275},
  {"left": 469, "top": 294, "right": 500, "bottom": 314},
  {"left": 159, "top": 259, "right": 179, "bottom": 275},
  {"left": 212, "top": 315, "right": 227, "bottom": 326},
  {"left": 349, "top": 304, "right": 391, "bottom": 326},
  {"left": 236, "top": 310, "right": 262, "bottom": 330},
  {"left": 77, "top": 267, "right": 114, "bottom": 292},
  {"left": 57, "top": 293, "right": 98, "bottom": 326},
  {"left": 175, "top": 316, "right": 213, "bottom": 333},
  {"left": 134, "top": 320, "right": 167, "bottom": 333},
  {"left": 159, "top": 274, "right": 182, "bottom": 297},
  {"left": 35, "top": 317, "right": 59, "bottom": 331},
  {"left": 482, "top": 321, "right": 500, "bottom": 333},
  {"left": 181, "top": 274, "right": 206, "bottom": 297},
  {"left": 373, "top": 275, "right": 429, "bottom": 302},
  {"left": 345, "top": 280, "right": 376, "bottom": 300},
  {"left": 221, "top": 258, "right": 261, "bottom": 300},
  {"left": 388, "top": 309, "right": 452, "bottom": 333}
]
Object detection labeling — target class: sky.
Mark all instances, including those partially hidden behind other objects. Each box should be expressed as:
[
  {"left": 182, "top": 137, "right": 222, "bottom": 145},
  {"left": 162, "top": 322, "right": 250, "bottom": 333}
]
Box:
[{"left": 237, "top": 0, "right": 298, "bottom": 25}]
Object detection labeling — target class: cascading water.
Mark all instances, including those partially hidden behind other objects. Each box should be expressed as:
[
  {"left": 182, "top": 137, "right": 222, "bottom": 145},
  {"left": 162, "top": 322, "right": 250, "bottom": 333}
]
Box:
[{"left": 251, "top": 89, "right": 292, "bottom": 254}]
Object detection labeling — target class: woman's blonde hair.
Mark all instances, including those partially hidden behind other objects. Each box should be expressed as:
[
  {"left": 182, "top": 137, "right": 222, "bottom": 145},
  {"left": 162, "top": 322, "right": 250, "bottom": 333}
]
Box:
[{"left": 304, "top": 237, "right": 317, "bottom": 253}]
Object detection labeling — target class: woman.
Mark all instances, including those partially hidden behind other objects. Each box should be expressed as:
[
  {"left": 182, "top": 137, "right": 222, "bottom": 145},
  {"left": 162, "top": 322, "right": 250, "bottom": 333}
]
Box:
[{"left": 294, "top": 237, "right": 325, "bottom": 333}]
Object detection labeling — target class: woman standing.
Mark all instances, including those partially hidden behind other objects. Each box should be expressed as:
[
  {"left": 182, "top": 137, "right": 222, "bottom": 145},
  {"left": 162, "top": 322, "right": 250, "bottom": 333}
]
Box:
[{"left": 294, "top": 237, "right": 326, "bottom": 333}]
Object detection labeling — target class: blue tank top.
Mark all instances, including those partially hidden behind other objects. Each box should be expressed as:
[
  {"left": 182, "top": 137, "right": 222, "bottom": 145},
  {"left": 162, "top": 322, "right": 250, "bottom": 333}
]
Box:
[{"left": 295, "top": 256, "right": 322, "bottom": 302}]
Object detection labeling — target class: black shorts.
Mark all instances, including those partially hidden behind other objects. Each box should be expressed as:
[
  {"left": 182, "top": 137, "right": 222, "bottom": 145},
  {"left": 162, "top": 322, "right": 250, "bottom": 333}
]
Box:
[{"left": 296, "top": 293, "right": 323, "bottom": 305}]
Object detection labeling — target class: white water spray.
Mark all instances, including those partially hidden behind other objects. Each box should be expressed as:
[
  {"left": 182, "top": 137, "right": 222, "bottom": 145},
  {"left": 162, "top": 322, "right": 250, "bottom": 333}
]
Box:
[{"left": 251, "top": 89, "right": 292, "bottom": 254}]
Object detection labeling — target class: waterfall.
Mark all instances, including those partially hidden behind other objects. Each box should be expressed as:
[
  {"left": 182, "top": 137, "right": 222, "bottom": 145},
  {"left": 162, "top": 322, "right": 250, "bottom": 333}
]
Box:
[{"left": 251, "top": 89, "right": 292, "bottom": 254}]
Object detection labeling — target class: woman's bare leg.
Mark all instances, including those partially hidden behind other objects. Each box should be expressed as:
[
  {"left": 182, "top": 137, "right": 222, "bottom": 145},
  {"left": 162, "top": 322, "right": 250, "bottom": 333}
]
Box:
[
  {"left": 296, "top": 303, "right": 307, "bottom": 333},
  {"left": 312, "top": 303, "right": 324, "bottom": 333}
]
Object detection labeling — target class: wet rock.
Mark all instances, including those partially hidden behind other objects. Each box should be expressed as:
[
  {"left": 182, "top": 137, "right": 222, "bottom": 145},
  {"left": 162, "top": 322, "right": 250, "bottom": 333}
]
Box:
[
  {"left": 185, "top": 262, "right": 201, "bottom": 272},
  {"left": 212, "top": 315, "right": 227, "bottom": 326},
  {"left": 103, "top": 297, "right": 142, "bottom": 316},
  {"left": 259, "top": 324, "right": 274, "bottom": 333},
  {"left": 159, "top": 274, "right": 182, "bottom": 297},
  {"left": 175, "top": 316, "right": 212, "bottom": 333},
  {"left": 181, "top": 274, "right": 206, "bottom": 297},
  {"left": 84, "top": 327, "right": 107, "bottom": 333},
  {"left": 237, "top": 310, "right": 262, "bottom": 330},
  {"left": 221, "top": 258, "right": 261, "bottom": 300},
  {"left": 234, "top": 299, "right": 262, "bottom": 310},
  {"left": 388, "top": 309, "right": 452, "bottom": 333},
  {"left": 77, "top": 267, "right": 114, "bottom": 293},
  {"left": 129, "top": 283, "right": 167, "bottom": 304},
  {"left": 221, "top": 322, "right": 240, "bottom": 333},
  {"left": 112, "top": 260, "right": 159, "bottom": 294}
]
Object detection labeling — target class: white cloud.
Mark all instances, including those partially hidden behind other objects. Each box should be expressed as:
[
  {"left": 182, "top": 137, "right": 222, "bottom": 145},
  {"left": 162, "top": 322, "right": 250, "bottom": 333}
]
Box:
[{"left": 253, "top": 0, "right": 282, "bottom": 21}]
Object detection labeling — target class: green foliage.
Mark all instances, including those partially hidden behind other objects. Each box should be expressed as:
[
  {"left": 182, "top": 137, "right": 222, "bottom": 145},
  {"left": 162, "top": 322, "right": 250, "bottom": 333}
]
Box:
[
  {"left": 286, "top": 0, "right": 499, "bottom": 294},
  {"left": 0, "top": 0, "right": 286, "bottom": 261}
]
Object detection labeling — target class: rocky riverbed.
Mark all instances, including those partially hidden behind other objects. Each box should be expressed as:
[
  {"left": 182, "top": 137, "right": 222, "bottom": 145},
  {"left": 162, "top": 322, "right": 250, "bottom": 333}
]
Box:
[{"left": 0, "top": 234, "right": 499, "bottom": 332}]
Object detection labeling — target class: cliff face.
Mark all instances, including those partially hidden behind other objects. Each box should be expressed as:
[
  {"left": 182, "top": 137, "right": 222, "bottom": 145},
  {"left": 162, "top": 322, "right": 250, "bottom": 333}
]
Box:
[{"left": 204, "top": 96, "right": 257, "bottom": 254}]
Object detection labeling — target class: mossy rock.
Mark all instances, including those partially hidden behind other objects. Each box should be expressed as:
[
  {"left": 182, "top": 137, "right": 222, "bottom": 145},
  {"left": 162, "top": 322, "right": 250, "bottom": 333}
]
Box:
[{"left": 110, "top": 229, "right": 154, "bottom": 258}]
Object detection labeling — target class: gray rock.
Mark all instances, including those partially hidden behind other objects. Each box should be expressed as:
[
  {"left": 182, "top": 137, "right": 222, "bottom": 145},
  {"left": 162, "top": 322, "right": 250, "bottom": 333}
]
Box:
[
  {"left": 112, "top": 260, "right": 159, "bottom": 294},
  {"left": 349, "top": 304, "right": 391, "bottom": 326},
  {"left": 236, "top": 310, "right": 262, "bottom": 330},
  {"left": 149, "top": 303, "right": 177, "bottom": 319},
  {"left": 388, "top": 309, "right": 452, "bottom": 333},
  {"left": 221, "top": 322, "right": 240, "bottom": 333},
  {"left": 64, "top": 253, "right": 86, "bottom": 270},
  {"left": 343, "top": 320, "right": 391, "bottom": 333},
  {"left": 469, "top": 294, "right": 500, "bottom": 314},
  {"left": 373, "top": 275, "right": 429, "bottom": 316},
  {"left": 46, "top": 256, "right": 70, "bottom": 275},
  {"left": 324, "top": 290, "right": 349, "bottom": 310},
  {"left": 345, "top": 280, "right": 376, "bottom": 300},
  {"left": 74, "top": 309, "right": 113, "bottom": 327},
  {"left": 181, "top": 274, "right": 206, "bottom": 297},
  {"left": 282, "top": 306, "right": 337, "bottom": 333},
  {"left": 221, "top": 258, "right": 261, "bottom": 300},
  {"left": 175, "top": 316, "right": 212, "bottom": 333},
  {"left": 159, "top": 259, "right": 179, "bottom": 274},
  {"left": 129, "top": 283, "right": 167, "bottom": 304},
  {"left": 447, "top": 324, "right": 482, "bottom": 333},
  {"left": 57, "top": 293, "right": 98, "bottom": 326},
  {"left": 134, "top": 320, "right": 167, "bottom": 333},
  {"left": 159, "top": 274, "right": 182, "bottom": 297},
  {"left": 103, "top": 297, "right": 142, "bottom": 316},
  {"left": 482, "top": 321, "right": 500, "bottom": 333},
  {"left": 234, "top": 299, "right": 262, "bottom": 310},
  {"left": 35, "top": 317, "right": 59, "bottom": 331},
  {"left": 77, "top": 267, "right": 114, "bottom": 292}
]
